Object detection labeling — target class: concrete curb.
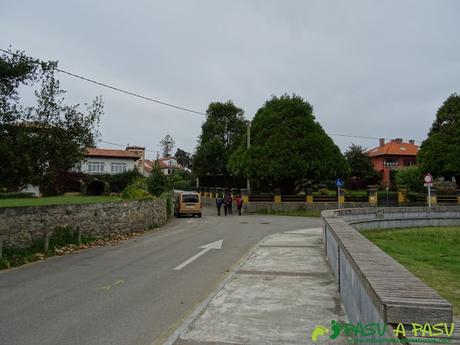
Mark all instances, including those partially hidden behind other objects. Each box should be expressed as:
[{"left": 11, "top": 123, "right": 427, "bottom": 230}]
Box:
[{"left": 157, "top": 232, "right": 281, "bottom": 345}]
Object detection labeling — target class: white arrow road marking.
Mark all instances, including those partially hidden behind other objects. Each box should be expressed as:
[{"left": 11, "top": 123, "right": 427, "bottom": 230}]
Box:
[{"left": 173, "top": 240, "right": 223, "bottom": 270}]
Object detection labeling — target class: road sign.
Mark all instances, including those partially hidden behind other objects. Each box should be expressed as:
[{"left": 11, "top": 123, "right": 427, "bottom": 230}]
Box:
[
  {"left": 424, "top": 173, "right": 433, "bottom": 184},
  {"left": 424, "top": 173, "right": 433, "bottom": 208},
  {"left": 335, "top": 178, "right": 344, "bottom": 188}
]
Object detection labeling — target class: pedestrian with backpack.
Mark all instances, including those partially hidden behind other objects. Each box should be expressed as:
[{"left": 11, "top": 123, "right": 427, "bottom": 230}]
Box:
[{"left": 216, "top": 194, "right": 223, "bottom": 216}]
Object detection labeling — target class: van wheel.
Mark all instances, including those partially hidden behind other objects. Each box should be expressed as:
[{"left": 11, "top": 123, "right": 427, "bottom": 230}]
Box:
[{"left": 198, "top": 213, "right": 202, "bottom": 218}]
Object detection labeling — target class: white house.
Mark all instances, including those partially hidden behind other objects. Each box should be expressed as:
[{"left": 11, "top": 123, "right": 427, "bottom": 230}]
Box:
[
  {"left": 143, "top": 157, "right": 184, "bottom": 176},
  {"left": 72, "top": 148, "right": 140, "bottom": 174}
]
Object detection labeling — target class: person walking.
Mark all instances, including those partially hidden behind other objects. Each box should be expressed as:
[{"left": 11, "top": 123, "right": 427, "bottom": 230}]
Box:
[
  {"left": 216, "top": 194, "right": 223, "bottom": 216},
  {"left": 227, "top": 193, "right": 233, "bottom": 215},
  {"left": 236, "top": 194, "right": 244, "bottom": 216},
  {"left": 224, "top": 193, "right": 231, "bottom": 216}
]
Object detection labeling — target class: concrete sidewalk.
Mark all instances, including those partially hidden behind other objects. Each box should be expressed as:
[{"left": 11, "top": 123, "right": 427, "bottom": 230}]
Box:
[{"left": 170, "top": 228, "right": 348, "bottom": 345}]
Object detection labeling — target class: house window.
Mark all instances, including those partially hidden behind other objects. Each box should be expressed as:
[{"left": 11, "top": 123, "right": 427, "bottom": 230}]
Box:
[
  {"left": 384, "top": 158, "right": 398, "bottom": 167},
  {"left": 88, "top": 162, "right": 105, "bottom": 172},
  {"left": 71, "top": 163, "right": 81, "bottom": 173},
  {"left": 111, "top": 163, "right": 127, "bottom": 173},
  {"left": 404, "top": 159, "right": 415, "bottom": 166}
]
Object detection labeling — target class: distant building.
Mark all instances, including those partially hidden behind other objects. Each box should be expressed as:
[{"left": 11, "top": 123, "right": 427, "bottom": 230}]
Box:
[
  {"left": 72, "top": 148, "right": 140, "bottom": 175},
  {"left": 157, "top": 157, "right": 183, "bottom": 175},
  {"left": 143, "top": 157, "right": 184, "bottom": 176},
  {"left": 125, "top": 146, "right": 146, "bottom": 175},
  {"left": 368, "top": 138, "right": 419, "bottom": 186}
]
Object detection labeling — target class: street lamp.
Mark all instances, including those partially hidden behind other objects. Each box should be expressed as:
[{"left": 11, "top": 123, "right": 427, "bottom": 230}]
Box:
[{"left": 246, "top": 120, "right": 251, "bottom": 193}]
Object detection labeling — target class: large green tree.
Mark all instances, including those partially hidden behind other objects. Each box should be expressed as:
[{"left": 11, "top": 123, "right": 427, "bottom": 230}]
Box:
[
  {"left": 418, "top": 93, "right": 460, "bottom": 182},
  {"left": 0, "top": 49, "right": 102, "bottom": 192},
  {"left": 174, "top": 148, "right": 192, "bottom": 169},
  {"left": 344, "top": 144, "right": 378, "bottom": 188},
  {"left": 229, "top": 94, "right": 348, "bottom": 194},
  {"left": 192, "top": 101, "right": 246, "bottom": 177}
]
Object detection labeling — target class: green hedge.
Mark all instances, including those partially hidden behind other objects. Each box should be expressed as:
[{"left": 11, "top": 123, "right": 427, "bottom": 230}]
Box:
[{"left": 0, "top": 192, "right": 35, "bottom": 199}]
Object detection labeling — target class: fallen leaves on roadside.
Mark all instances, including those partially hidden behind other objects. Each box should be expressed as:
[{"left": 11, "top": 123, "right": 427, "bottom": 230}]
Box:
[{"left": 52, "top": 230, "right": 147, "bottom": 256}]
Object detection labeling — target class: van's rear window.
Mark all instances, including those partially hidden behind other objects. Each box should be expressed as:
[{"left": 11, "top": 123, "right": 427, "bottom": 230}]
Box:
[{"left": 182, "top": 194, "right": 199, "bottom": 203}]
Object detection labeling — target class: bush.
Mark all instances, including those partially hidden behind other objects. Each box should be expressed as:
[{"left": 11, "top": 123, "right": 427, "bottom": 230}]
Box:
[
  {"left": 0, "top": 192, "right": 35, "bottom": 199},
  {"left": 121, "top": 178, "right": 151, "bottom": 199},
  {"left": 160, "top": 191, "right": 173, "bottom": 218},
  {"left": 147, "top": 165, "right": 169, "bottom": 196},
  {"left": 49, "top": 226, "right": 78, "bottom": 249},
  {"left": 395, "top": 166, "right": 423, "bottom": 192},
  {"left": 110, "top": 169, "right": 143, "bottom": 193}
]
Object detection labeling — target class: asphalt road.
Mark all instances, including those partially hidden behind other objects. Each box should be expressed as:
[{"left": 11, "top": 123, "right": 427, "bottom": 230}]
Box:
[{"left": 0, "top": 207, "right": 322, "bottom": 345}]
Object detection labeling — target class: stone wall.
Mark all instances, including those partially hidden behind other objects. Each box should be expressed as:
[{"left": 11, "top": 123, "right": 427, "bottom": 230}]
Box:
[{"left": 0, "top": 199, "right": 167, "bottom": 248}]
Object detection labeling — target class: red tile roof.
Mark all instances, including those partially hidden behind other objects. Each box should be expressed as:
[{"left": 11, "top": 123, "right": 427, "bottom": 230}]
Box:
[
  {"left": 144, "top": 159, "right": 154, "bottom": 173},
  {"left": 85, "top": 148, "right": 140, "bottom": 159},
  {"left": 368, "top": 140, "right": 419, "bottom": 157}
]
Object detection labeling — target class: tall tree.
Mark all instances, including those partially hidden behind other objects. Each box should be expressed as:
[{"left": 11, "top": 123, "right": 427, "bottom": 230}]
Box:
[
  {"left": 229, "top": 94, "right": 348, "bottom": 194},
  {"left": 174, "top": 148, "right": 192, "bottom": 169},
  {"left": 160, "top": 134, "right": 175, "bottom": 157},
  {"left": 418, "top": 93, "right": 460, "bottom": 182},
  {"left": 192, "top": 101, "right": 246, "bottom": 177},
  {"left": 0, "top": 49, "right": 102, "bottom": 192},
  {"left": 344, "top": 144, "right": 377, "bottom": 187}
]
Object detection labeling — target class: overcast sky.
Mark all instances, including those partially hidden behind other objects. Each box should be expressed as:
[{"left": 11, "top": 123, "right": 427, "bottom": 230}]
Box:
[{"left": 2, "top": 0, "right": 459, "bottom": 159}]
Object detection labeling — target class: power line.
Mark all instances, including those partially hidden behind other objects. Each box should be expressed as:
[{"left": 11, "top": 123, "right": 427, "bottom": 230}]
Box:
[
  {"left": 0, "top": 48, "right": 206, "bottom": 116},
  {"left": 1, "top": 48, "right": 424, "bottom": 146},
  {"left": 328, "top": 133, "right": 422, "bottom": 144}
]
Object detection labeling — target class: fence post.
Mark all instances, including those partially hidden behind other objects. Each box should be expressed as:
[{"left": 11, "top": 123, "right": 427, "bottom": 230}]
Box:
[
  {"left": 457, "top": 189, "right": 460, "bottom": 205},
  {"left": 428, "top": 188, "right": 437, "bottom": 206},
  {"left": 274, "top": 188, "right": 282, "bottom": 204},
  {"left": 398, "top": 188, "right": 407, "bottom": 205},
  {"left": 241, "top": 188, "right": 249, "bottom": 204},
  {"left": 368, "top": 186, "right": 378, "bottom": 206},
  {"left": 338, "top": 188, "right": 345, "bottom": 206},
  {"left": 306, "top": 188, "right": 313, "bottom": 205}
]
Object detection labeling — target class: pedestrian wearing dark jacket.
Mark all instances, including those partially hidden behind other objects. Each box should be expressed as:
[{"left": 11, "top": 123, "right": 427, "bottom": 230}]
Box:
[
  {"left": 225, "top": 194, "right": 233, "bottom": 215},
  {"left": 216, "top": 195, "right": 223, "bottom": 216},
  {"left": 223, "top": 193, "right": 231, "bottom": 216}
]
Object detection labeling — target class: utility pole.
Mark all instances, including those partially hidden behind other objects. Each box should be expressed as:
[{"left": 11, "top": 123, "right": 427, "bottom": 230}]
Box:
[{"left": 246, "top": 120, "right": 251, "bottom": 193}]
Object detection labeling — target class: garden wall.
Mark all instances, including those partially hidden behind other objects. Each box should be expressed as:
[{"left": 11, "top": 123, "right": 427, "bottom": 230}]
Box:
[
  {"left": 0, "top": 199, "right": 167, "bottom": 248},
  {"left": 322, "top": 207, "right": 459, "bottom": 344}
]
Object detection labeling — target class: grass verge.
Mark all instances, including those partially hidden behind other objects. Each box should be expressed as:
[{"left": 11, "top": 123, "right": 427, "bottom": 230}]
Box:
[
  {"left": 256, "top": 209, "right": 321, "bottom": 217},
  {"left": 361, "top": 226, "right": 460, "bottom": 317},
  {"left": 0, "top": 195, "right": 121, "bottom": 208}
]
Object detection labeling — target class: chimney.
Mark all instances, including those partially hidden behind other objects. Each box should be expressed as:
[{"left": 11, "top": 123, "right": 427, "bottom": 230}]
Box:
[
  {"left": 394, "top": 138, "right": 403, "bottom": 144},
  {"left": 409, "top": 139, "right": 415, "bottom": 145},
  {"left": 379, "top": 138, "right": 385, "bottom": 147}
]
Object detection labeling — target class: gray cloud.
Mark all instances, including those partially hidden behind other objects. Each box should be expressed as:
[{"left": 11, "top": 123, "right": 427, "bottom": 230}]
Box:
[{"left": 2, "top": 0, "right": 459, "bottom": 158}]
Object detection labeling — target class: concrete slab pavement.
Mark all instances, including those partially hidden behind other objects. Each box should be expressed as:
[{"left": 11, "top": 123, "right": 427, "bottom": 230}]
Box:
[{"left": 171, "top": 228, "right": 348, "bottom": 345}]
